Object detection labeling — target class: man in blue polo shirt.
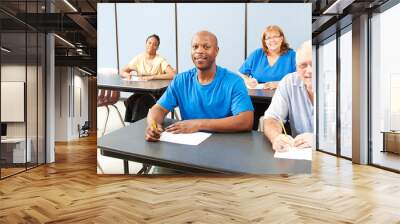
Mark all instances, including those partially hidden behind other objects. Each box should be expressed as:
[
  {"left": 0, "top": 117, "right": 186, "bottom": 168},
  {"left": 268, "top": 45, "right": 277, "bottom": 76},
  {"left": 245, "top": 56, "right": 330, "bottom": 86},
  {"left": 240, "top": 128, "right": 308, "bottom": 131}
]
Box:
[{"left": 145, "top": 31, "right": 254, "bottom": 141}]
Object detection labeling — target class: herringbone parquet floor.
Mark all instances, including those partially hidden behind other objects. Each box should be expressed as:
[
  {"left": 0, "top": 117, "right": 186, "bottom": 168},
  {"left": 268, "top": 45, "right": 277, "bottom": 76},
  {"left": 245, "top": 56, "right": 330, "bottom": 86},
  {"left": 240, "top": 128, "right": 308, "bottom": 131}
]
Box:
[{"left": 1, "top": 135, "right": 400, "bottom": 223}]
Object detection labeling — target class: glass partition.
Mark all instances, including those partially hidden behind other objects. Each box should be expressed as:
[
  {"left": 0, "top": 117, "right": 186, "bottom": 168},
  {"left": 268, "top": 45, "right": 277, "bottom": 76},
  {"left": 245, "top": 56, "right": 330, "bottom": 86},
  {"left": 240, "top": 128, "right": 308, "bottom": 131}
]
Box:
[
  {"left": 0, "top": 1, "right": 46, "bottom": 179},
  {"left": 1, "top": 31, "right": 28, "bottom": 178}
]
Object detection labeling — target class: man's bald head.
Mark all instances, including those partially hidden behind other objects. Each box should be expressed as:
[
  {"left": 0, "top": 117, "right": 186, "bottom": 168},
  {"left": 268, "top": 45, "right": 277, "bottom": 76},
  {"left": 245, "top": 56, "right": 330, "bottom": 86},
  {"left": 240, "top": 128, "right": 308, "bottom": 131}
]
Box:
[
  {"left": 191, "top": 30, "right": 219, "bottom": 72},
  {"left": 192, "top": 31, "right": 218, "bottom": 48}
]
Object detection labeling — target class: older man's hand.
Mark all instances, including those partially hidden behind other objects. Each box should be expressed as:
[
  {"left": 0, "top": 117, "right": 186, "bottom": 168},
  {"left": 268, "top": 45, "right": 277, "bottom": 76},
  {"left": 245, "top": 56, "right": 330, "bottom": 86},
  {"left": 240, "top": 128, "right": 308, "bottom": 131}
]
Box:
[
  {"left": 272, "top": 134, "right": 295, "bottom": 152},
  {"left": 294, "top": 133, "right": 313, "bottom": 148}
]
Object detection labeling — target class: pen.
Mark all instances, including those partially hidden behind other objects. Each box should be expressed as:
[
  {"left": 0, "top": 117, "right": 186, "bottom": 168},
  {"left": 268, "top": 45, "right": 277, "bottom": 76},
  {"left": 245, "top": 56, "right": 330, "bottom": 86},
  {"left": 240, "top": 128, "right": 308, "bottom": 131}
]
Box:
[
  {"left": 151, "top": 119, "right": 158, "bottom": 131},
  {"left": 278, "top": 117, "right": 287, "bottom": 136}
]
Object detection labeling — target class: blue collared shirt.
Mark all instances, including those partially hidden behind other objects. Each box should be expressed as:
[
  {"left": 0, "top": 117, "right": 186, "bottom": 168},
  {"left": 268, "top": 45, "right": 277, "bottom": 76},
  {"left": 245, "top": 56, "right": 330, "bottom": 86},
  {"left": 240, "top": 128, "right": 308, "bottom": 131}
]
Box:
[{"left": 264, "top": 72, "right": 314, "bottom": 137}]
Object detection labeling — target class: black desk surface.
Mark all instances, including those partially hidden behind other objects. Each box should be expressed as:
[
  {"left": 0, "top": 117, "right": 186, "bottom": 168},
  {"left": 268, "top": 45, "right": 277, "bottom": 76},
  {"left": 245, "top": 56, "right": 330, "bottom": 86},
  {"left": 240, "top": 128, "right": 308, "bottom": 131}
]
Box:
[
  {"left": 248, "top": 89, "right": 275, "bottom": 103},
  {"left": 97, "top": 119, "right": 311, "bottom": 174},
  {"left": 97, "top": 74, "right": 171, "bottom": 94},
  {"left": 98, "top": 74, "right": 274, "bottom": 99}
]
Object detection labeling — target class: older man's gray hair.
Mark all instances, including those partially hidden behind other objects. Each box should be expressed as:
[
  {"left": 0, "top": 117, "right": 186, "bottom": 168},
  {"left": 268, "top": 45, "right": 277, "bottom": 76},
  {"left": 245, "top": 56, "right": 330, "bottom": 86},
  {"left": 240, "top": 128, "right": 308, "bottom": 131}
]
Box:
[{"left": 296, "top": 40, "right": 312, "bottom": 65}]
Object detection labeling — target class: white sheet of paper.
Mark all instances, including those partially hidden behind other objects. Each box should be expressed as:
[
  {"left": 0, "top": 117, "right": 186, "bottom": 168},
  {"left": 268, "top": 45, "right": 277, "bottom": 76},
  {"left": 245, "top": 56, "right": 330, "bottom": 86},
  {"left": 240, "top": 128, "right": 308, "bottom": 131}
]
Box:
[
  {"left": 274, "top": 147, "right": 312, "bottom": 160},
  {"left": 124, "top": 76, "right": 148, "bottom": 82},
  {"left": 159, "top": 131, "right": 212, "bottom": 145},
  {"left": 247, "top": 84, "right": 264, "bottom": 89}
]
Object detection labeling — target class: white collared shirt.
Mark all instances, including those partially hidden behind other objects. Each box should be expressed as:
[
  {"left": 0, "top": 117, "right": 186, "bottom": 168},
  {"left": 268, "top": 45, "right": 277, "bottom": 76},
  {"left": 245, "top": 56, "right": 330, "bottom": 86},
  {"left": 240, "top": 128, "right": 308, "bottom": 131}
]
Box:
[{"left": 264, "top": 72, "right": 314, "bottom": 137}]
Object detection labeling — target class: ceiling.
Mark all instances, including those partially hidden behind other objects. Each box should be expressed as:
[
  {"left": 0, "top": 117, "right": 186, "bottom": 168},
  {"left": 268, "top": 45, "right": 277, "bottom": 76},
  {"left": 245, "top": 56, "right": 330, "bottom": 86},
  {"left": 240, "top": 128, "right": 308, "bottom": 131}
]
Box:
[
  {"left": 0, "top": 0, "right": 392, "bottom": 75},
  {"left": 1, "top": 0, "right": 98, "bottom": 74}
]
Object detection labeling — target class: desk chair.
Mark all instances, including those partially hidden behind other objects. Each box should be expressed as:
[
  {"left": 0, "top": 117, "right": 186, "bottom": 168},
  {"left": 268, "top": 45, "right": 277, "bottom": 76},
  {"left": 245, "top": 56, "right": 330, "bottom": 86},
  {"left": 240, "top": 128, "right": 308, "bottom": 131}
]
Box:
[
  {"left": 97, "top": 89, "right": 132, "bottom": 174},
  {"left": 97, "top": 89, "right": 125, "bottom": 136},
  {"left": 78, "top": 121, "right": 90, "bottom": 138},
  {"left": 123, "top": 93, "right": 156, "bottom": 123}
]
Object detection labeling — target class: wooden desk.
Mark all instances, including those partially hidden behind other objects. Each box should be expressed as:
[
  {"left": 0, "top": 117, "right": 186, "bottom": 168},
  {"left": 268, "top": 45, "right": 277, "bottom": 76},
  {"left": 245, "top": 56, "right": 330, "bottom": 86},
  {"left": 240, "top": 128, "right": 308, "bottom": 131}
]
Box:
[
  {"left": 1, "top": 138, "right": 32, "bottom": 165},
  {"left": 382, "top": 131, "right": 400, "bottom": 154},
  {"left": 97, "top": 119, "right": 311, "bottom": 175}
]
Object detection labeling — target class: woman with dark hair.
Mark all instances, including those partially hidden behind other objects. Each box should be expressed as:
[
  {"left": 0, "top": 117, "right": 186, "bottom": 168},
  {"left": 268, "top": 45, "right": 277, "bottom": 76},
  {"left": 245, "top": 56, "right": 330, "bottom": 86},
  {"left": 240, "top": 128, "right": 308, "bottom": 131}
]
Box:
[
  {"left": 239, "top": 25, "right": 296, "bottom": 90},
  {"left": 121, "top": 34, "right": 176, "bottom": 122},
  {"left": 120, "top": 34, "right": 176, "bottom": 80}
]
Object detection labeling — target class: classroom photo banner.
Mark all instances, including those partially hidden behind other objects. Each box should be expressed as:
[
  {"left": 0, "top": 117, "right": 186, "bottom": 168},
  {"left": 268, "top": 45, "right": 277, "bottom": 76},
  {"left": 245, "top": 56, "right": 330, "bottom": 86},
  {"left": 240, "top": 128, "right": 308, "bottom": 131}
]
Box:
[{"left": 97, "top": 3, "right": 313, "bottom": 175}]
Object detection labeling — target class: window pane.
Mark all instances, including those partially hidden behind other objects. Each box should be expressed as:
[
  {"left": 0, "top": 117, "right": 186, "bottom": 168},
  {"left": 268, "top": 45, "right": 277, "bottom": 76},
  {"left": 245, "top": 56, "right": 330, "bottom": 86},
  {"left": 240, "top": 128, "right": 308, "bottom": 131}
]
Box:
[
  {"left": 340, "top": 29, "right": 352, "bottom": 158},
  {"left": 317, "top": 37, "right": 337, "bottom": 154},
  {"left": 371, "top": 4, "right": 400, "bottom": 171}
]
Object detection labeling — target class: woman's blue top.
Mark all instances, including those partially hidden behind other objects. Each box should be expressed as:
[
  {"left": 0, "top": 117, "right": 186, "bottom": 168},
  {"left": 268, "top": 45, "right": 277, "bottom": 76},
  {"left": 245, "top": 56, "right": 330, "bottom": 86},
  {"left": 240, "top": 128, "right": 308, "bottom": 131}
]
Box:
[{"left": 239, "top": 48, "right": 296, "bottom": 83}]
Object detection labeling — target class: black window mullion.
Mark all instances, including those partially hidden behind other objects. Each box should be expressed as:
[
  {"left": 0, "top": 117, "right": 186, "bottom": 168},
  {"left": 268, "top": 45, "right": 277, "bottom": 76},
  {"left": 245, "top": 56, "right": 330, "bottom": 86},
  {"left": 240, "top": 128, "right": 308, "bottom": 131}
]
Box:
[
  {"left": 336, "top": 27, "right": 341, "bottom": 157},
  {"left": 36, "top": 0, "right": 39, "bottom": 168},
  {"left": 315, "top": 44, "right": 319, "bottom": 151},
  {"left": 25, "top": 0, "right": 28, "bottom": 171},
  {"left": 0, "top": 21, "right": 2, "bottom": 179},
  {"left": 367, "top": 11, "right": 373, "bottom": 165}
]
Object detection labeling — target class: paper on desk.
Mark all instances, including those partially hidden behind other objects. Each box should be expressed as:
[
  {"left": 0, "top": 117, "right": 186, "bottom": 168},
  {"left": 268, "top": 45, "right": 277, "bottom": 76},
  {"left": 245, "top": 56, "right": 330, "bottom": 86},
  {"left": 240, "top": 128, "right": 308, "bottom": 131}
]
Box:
[
  {"left": 274, "top": 147, "right": 312, "bottom": 160},
  {"left": 124, "top": 76, "right": 148, "bottom": 82},
  {"left": 159, "top": 131, "right": 211, "bottom": 145},
  {"left": 247, "top": 84, "right": 264, "bottom": 89}
]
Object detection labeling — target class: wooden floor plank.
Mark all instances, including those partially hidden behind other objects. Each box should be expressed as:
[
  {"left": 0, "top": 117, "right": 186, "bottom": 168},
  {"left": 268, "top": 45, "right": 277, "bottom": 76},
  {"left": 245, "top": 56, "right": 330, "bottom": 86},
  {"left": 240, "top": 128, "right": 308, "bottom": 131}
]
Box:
[{"left": 0, "top": 135, "right": 400, "bottom": 223}]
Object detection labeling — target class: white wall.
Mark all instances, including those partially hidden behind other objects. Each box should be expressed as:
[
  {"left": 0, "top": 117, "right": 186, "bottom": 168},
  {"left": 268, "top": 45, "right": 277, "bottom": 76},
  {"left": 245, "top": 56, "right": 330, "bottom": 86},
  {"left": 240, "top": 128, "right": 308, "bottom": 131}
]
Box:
[
  {"left": 117, "top": 3, "right": 176, "bottom": 71},
  {"left": 55, "top": 67, "right": 69, "bottom": 141},
  {"left": 1, "top": 82, "right": 25, "bottom": 123},
  {"left": 97, "top": 3, "right": 176, "bottom": 99},
  {"left": 46, "top": 31, "right": 55, "bottom": 163},
  {"left": 98, "top": 3, "right": 177, "bottom": 71},
  {"left": 1, "top": 65, "right": 27, "bottom": 138},
  {"left": 72, "top": 74, "right": 89, "bottom": 138},
  {"left": 246, "top": 3, "right": 311, "bottom": 57},
  {"left": 54, "top": 67, "right": 89, "bottom": 141},
  {"left": 177, "top": 3, "right": 245, "bottom": 72},
  {"left": 97, "top": 3, "right": 311, "bottom": 74},
  {"left": 97, "top": 3, "right": 118, "bottom": 70}
]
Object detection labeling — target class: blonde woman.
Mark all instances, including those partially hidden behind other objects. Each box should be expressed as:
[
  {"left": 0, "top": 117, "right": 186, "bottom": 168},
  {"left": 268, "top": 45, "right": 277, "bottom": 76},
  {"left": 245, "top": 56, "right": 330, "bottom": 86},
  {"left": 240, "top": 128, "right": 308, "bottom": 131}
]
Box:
[{"left": 239, "top": 25, "right": 296, "bottom": 89}]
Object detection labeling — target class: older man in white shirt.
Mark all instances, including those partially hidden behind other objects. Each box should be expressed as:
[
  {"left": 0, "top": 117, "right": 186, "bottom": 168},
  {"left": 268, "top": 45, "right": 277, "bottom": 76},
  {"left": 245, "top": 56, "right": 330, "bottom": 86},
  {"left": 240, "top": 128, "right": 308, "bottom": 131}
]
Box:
[{"left": 263, "top": 40, "right": 314, "bottom": 152}]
